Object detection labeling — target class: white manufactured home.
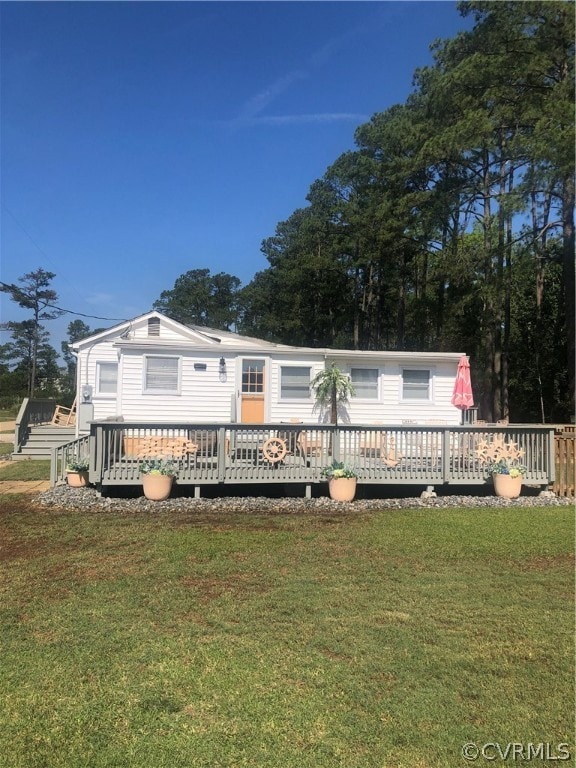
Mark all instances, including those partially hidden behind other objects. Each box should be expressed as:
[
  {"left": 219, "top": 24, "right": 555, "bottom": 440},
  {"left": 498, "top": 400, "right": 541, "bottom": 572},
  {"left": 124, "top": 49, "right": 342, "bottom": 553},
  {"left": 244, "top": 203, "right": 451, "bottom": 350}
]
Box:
[{"left": 70, "top": 310, "right": 466, "bottom": 431}]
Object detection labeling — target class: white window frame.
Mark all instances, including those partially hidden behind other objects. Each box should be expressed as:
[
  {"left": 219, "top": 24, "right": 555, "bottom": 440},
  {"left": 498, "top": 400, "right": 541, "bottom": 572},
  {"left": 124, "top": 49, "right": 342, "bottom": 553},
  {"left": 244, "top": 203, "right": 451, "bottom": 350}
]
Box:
[
  {"left": 143, "top": 355, "right": 181, "bottom": 395},
  {"left": 280, "top": 366, "right": 312, "bottom": 401},
  {"left": 350, "top": 366, "right": 380, "bottom": 400},
  {"left": 401, "top": 367, "right": 432, "bottom": 402},
  {"left": 96, "top": 361, "right": 118, "bottom": 397}
]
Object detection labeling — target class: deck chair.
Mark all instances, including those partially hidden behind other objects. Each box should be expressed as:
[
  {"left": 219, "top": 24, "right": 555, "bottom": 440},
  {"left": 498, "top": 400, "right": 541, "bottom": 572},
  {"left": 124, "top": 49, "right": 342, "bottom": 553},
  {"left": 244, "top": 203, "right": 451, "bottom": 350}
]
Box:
[
  {"left": 51, "top": 398, "right": 77, "bottom": 427},
  {"left": 296, "top": 431, "right": 324, "bottom": 458},
  {"left": 359, "top": 429, "right": 402, "bottom": 468},
  {"left": 380, "top": 433, "right": 403, "bottom": 468},
  {"left": 188, "top": 430, "right": 218, "bottom": 457}
]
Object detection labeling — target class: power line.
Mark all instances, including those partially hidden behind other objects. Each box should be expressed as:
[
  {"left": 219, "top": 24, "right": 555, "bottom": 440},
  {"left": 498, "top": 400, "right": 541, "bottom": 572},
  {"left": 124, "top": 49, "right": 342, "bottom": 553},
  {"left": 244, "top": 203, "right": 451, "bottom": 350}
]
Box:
[
  {"left": 0, "top": 283, "right": 128, "bottom": 323},
  {"left": 1, "top": 202, "right": 118, "bottom": 313},
  {"left": 46, "top": 303, "right": 128, "bottom": 322},
  {"left": 2, "top": 204, "right": 55, "bottom": 265}
]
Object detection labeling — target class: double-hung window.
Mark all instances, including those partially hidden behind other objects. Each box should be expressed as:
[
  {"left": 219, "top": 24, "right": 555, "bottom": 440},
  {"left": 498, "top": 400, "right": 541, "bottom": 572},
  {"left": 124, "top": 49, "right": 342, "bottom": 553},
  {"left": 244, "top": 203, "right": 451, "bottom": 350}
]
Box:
[
  {"left": 144, "top": 356, "right": 180, "bottom": 394},
  {"left": 280, "top": 366, "right": 311, "bottom": 399},
  {"left": 97, "top": 362, "right": 118, "bottom": 395},
  {"left": 350, "top": 367, "right": 379, "bottom": 399},
  {"left": 402, "top": 369, "right": 431, "bottom": 400}
]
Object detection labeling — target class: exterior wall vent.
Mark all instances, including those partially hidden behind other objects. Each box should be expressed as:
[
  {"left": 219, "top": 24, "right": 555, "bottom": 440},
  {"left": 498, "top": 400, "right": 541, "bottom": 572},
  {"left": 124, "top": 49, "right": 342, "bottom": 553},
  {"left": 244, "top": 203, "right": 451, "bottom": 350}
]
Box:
[{"left": 148, "top": 318, "right": 160, "bottom": 337}]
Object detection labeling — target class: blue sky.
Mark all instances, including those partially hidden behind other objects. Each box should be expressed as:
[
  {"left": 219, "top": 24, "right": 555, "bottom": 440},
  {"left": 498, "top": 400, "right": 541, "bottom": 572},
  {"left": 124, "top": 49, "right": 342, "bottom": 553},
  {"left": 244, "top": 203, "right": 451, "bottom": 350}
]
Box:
[{"left": 1, "top": 1, "right": 471, "bottom": 353}]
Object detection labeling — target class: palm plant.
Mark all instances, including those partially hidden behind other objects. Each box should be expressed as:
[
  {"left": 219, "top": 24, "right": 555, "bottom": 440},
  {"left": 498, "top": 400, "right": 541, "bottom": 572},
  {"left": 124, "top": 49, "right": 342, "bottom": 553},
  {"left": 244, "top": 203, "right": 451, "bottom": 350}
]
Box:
[{"left": 311, "top": 362, "right": 355, "bottom": 426}]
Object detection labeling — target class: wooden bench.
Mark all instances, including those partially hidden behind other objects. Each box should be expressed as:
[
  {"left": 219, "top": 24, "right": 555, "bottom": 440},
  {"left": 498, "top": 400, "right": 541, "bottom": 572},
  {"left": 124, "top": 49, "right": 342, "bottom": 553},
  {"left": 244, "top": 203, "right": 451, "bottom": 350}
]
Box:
[{"left": 123, "top": 436, "right": 198, "bottom": 459}]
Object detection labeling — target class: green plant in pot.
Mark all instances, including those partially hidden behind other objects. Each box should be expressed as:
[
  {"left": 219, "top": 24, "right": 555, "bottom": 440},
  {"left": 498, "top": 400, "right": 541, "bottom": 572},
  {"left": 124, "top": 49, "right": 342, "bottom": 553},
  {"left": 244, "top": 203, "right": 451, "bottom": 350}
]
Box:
[
  {"left": 66, "top": 456, "right": 90, "bottom": 488},
  {"left": 139, "top": 457, "right": 178, "bottom": 501},
  {"left": 321, "top": 461, "right": 358, "bottom": 502}
]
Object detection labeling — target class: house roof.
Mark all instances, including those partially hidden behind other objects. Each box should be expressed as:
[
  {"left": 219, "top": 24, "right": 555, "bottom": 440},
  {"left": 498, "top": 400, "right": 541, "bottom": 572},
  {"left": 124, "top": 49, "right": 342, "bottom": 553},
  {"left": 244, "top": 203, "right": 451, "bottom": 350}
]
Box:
[{"left": 70, "top": 310, "right": 464, "bottom": 362}]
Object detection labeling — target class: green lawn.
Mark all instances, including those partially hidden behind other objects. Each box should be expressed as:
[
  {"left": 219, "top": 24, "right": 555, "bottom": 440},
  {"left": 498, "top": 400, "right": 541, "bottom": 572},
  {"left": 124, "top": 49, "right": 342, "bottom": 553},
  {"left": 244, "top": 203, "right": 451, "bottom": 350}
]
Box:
[
  {"left": 0, "top": 501, "right": 573, "bottom": 768},
  {"left": 0, "top": 458, "right": 50, "bottom": 480},
  {"left": 0, "top": 442, "right": 14, "bottom": 459}
]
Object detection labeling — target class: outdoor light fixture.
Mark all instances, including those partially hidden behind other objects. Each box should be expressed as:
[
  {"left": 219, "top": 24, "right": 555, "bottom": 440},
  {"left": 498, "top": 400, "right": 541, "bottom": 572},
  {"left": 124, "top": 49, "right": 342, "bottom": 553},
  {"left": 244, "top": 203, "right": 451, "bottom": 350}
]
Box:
[{"left": 219, "top": 357, "right": 226, "bottom": 375}]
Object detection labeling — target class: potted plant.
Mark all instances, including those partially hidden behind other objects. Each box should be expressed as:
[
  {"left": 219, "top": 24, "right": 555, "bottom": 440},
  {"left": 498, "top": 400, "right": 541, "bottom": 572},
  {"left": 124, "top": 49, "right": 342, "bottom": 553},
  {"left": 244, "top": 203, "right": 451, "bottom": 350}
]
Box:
[
  {"left": 476, "top": 436, "right": 526, "bottom": 499},
  {"left": 321, "top": 461, "right": 358, "bottom": 502},
  {"left": 66, "top": 456, "right": 90, "bottom": 487},
  {"left": 139, "top": 457, "right": 178, "bottom": 501},
  {"left": 486, "top": 458, "right": 527, "bottom": 499}
]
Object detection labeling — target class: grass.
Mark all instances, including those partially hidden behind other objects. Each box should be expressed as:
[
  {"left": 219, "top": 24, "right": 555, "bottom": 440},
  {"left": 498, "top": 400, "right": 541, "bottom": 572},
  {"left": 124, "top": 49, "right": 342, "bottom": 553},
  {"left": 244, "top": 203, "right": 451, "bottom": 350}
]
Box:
[
  {"left": 0, "top": 442, "right": 14, "bottom": 459},
  {"left": 0, "top": 458, "right": 50, "bottom": 481},
  {"left": 0, "top": 500, "right": 573, "bottom": 768}
]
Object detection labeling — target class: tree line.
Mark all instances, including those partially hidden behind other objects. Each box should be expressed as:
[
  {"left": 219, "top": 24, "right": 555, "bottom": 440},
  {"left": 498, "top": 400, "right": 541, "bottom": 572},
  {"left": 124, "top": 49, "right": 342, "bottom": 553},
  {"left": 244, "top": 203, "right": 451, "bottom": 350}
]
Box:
[
  {"left": 157, "top": 3, "right": 574, "bottom": 423},
  {"left": 1, "top": 2, "right": 573, "bottom": 423}
]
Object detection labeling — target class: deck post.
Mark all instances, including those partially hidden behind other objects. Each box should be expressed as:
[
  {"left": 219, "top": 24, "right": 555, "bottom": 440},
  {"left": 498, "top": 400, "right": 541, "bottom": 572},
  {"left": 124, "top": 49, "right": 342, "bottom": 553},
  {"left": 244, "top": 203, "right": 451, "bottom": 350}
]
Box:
[
  {"left": 547, "top": 429, "right": 556, "bottom": 483},
  {"left": 442, "top": 429, "right": 451, "bottom": 482},
  {"left": 50, "top": 446, "right": 58, "bottom": 487},
  {"left": 217, "top": 427, "right": 227, "bottom": 483},
  {"left": 305, "top": 484, "right": 311, "bottom": 499},
  {"left": 194, "top": 485, "right": 201, "bottom": 499},
  {"left": 93, "top": 425, "right": 104, "bottom": 486}
]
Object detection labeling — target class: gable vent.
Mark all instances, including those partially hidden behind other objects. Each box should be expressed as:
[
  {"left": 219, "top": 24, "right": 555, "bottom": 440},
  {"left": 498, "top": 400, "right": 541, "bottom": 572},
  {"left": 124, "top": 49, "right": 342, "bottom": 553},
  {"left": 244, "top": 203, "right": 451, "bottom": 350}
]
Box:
[{"left": 148, "top": 318, "right": 160, "bottom": 337}]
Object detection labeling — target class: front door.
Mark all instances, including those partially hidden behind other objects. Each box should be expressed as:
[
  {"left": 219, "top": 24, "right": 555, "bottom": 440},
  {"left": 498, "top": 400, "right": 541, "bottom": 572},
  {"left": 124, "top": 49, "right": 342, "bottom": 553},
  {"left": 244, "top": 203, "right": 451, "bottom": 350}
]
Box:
[{"left": 240, "top": 359, "right": 265, "bottom": 423}]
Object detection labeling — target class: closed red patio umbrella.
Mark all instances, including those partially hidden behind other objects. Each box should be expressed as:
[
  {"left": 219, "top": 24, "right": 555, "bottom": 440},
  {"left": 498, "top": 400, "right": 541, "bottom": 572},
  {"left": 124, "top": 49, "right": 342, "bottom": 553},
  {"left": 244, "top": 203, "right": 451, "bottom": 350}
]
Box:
[{"left": 451, "top": 355, "right": 474, "bottom": 411}]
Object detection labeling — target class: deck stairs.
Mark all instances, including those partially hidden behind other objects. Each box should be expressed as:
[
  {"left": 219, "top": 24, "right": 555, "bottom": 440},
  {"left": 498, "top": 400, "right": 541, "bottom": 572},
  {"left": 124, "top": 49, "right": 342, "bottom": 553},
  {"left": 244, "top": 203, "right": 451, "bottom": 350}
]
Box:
[{"left": 12, "top": 424, "right": 76, "bottom": 460}]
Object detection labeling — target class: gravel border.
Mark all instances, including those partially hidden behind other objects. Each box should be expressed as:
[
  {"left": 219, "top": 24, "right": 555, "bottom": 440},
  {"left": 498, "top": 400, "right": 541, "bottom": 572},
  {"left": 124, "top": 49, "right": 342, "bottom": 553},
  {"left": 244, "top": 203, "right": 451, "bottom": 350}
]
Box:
[{"left": 36, "top": 484, "right": 573, "bottom": 514}]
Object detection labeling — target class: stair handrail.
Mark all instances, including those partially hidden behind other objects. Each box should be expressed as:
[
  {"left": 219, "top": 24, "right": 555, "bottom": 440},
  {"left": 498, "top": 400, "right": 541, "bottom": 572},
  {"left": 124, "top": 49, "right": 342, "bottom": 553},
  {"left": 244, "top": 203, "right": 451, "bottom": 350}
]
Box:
[
  {"left": 51, "top": 435, "right": 91, "bottom": 486},
  {"left": 14, "top": 398, "right": 57, "bottom": 452}
]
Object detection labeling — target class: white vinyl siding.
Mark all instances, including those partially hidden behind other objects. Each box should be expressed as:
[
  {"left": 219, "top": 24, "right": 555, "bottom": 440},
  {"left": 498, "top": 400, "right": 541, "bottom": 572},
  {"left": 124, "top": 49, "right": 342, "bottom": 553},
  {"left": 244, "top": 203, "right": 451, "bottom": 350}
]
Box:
[
  {"left": 144, "top": 356, "right": 180, "bottom": 394},
  {"left": 402, "top": 369, "right": 431, "bottom": 400},
  {"left": 350, "top": 367, "right": 378, "bottom": 399},
  {"left": 97, "top": 362, "right": 118, "bottom": 395},
  {"left": 73, "top": 312, "right": 463, "bottom": 427},
  {"left": 280, "top": 366, "right": 311, "bottom": 399}
]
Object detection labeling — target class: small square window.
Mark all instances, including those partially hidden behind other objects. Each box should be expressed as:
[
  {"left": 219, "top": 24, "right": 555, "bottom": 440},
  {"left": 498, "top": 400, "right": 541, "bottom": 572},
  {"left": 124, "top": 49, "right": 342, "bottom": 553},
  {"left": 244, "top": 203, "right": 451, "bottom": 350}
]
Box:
[
  {"left": 145, "top": 356, "right": 180, "bottom": 393},
  {"left": 351, "top": 368, "right": 378, "bottom": 399},
  {"left": 280, "top": 366, "right": 311, "bottom": 399},
  {"left": 402, "top": 369, "right": 430, "bottom": 400}
]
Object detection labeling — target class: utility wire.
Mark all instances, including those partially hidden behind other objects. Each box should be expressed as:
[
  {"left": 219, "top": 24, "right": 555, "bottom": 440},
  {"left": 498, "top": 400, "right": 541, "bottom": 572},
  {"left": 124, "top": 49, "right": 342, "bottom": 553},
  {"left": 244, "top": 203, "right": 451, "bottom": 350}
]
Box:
[
  {"left": 1, "top": 204, "right": 131, "bottom": 323},
  {"left": 45, "top": 303, "right": 128, "bottom": 322},
  {"left": 1, "top": 203, "right": 124, "bottom": 316},
  {"left": 0, "top": 283, "right": 129, "bottom": 323}
]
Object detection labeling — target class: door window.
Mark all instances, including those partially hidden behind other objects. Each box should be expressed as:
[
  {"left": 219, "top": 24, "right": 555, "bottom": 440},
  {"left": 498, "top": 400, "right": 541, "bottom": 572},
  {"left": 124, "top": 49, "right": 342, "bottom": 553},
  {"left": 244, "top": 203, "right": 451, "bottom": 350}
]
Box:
[{"left": 242, "top": 360, "right": 264, "bottom": 393}]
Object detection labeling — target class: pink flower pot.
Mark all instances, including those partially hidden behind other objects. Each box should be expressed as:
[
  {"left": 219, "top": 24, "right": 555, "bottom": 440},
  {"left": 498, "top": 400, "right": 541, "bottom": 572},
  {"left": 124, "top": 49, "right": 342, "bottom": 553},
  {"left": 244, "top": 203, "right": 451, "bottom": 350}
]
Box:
[
  {"left": 141, "top": 473, "right": 173, "bottom": 501},
  {"left": 67, "top": 471, "right": 89, "bottom": 488},
  {"left": 328, "top": 477, "right": 357, "bottom": 502},
  {"left": 493, "top": 473, "right": 522, "bottom": 499}
]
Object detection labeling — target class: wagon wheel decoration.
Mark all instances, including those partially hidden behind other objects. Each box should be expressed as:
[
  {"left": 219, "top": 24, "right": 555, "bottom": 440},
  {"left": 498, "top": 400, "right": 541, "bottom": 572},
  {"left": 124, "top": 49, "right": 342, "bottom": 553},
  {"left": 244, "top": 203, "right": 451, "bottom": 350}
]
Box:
[{"left": 262, "top": 437, "right": 288, "bottom": 464}]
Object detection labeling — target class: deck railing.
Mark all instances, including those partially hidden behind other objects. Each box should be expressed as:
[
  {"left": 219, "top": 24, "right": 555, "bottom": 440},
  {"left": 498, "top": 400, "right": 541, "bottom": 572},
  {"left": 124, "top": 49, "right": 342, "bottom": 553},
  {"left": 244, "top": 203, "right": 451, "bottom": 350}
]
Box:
[
  {"left": 71, "top": 422, "right": 556, "bottom": 495},
  {"left": 52, "top": 435, "right": 92, "bottom": 486}
]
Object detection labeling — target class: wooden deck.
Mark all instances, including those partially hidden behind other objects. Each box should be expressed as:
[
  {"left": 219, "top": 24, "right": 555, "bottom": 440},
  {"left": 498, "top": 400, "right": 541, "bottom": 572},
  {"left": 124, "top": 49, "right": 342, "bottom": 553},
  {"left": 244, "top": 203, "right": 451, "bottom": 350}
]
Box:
[{"left": 51, "top": 422, "right": 555, "bottom": 497}]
